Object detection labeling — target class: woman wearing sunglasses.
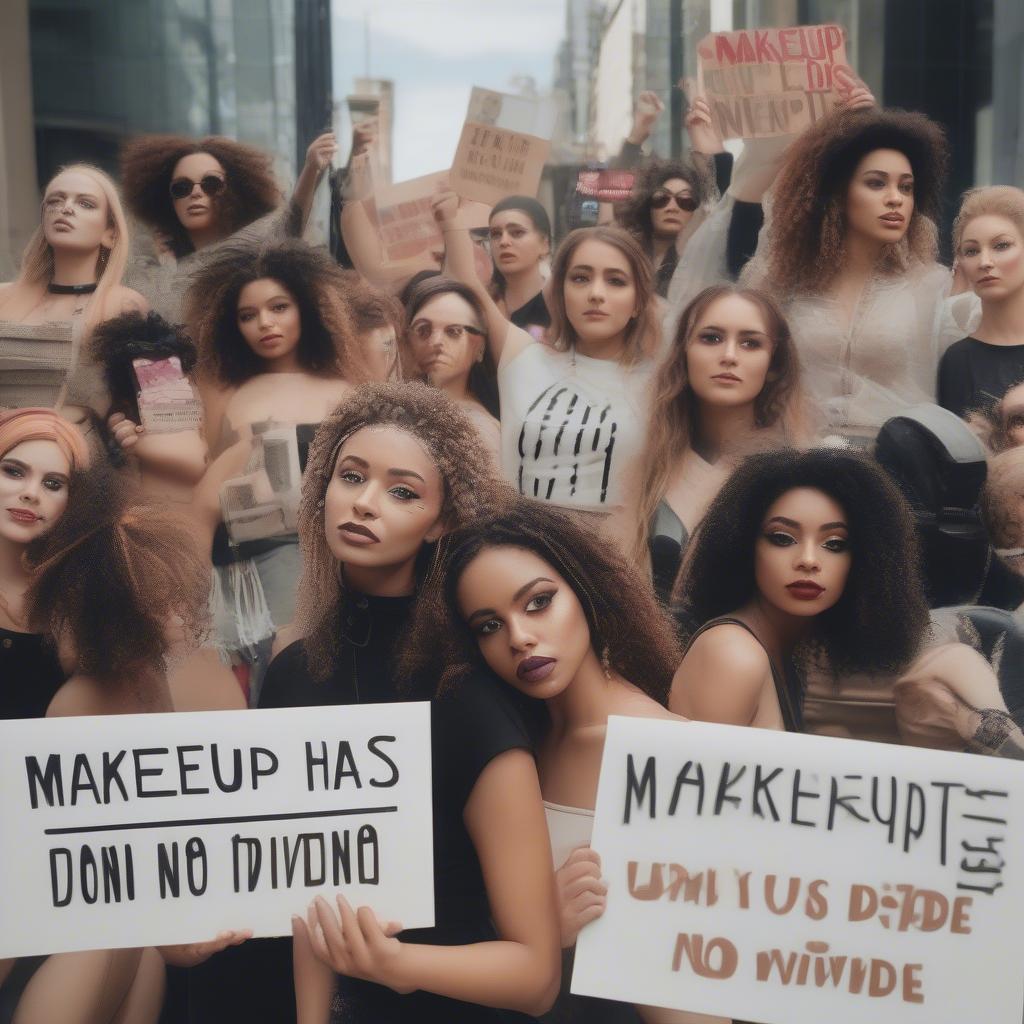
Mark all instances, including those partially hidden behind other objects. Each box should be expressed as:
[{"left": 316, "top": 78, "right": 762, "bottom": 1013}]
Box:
[
  {"left": 615, "top": 160, "right": 710, "bottom": 297},
  {"left": 401, "top": 276, "right": 501, "bottom": 464}
]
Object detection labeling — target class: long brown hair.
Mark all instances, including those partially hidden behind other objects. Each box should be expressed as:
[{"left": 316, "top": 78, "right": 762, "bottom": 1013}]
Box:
[
  {"left": 547, "top": 225, "right": 660, "bottom": 365},
  {"left": 759, "top": 107, "right": 947, "bottom": 296},
  {"left": 401, "top": 496, "right": 681, "bottom": 702},
  {"left": 632, "top": 285, "right": 806, "bottom": 565}
]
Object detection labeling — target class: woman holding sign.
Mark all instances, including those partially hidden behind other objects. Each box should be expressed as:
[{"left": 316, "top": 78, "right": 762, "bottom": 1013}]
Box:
[
  {"left": 403, "top": 496, "right": 725, "bottom": 1024},
  {"left": 670, "top": 448, "right": 929, "bottom": 732},
  {"left": 438, "top": 190, "right": 660, "bottom": 556},
  {"left": 253, "top": 382, "right": 559, "bottom": 1024},
  {"left": 744, "top": 107, "right": 976, "bottom": 442}
]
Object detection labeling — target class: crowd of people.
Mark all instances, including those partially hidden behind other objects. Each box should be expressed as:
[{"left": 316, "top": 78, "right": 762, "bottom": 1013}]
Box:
[{"left": 1, "top": 63, "right": 1024, "bottom": 1024}]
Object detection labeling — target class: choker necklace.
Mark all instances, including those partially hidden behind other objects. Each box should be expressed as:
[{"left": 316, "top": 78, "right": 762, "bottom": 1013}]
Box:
[{"left": 48, "top": 281, "right": 97, "bottom": 295}]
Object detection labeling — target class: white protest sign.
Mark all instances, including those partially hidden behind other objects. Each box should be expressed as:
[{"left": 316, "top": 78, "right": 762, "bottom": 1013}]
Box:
[
  {"left": 572, "top": 716, "right": 1024, "bottom": 1024},
  {"left": 450, "top": 87, "right": 556, "bottom": 206},
  {"left": 0, "top": 703, "right": 433, "bottom": 957}
]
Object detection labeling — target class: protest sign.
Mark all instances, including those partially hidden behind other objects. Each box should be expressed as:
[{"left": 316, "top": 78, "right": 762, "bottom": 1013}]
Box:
[
  {"left": 572, "top": 716, "right": 1024, "bottom": 1024},
  {"left": 450, "top": 87, "right": 556, "bottom": 206},
  {"left": 375, "top": 170, "right": 449, "bottom": 264},
  {"left": 0, "top": 703, "right": 433, "bottom": 957},
  {"left": 576, "top": 168, "right": 636, "bottom": 203},
  {"left": 697, "top": 24, "right": 856, "bottom": 139}
]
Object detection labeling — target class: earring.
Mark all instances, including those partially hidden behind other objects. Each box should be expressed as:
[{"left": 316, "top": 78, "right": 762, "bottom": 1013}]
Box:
[{"left": 601, "top": 644, "right": 612, "bottom": 680}]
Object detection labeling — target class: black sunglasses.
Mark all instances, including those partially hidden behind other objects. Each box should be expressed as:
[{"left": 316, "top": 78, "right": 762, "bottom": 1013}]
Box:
[
  {"left": 169, "top": 175, "right": 226, "bottom": 201},
  {"left": 650, "top": 191, "right": 699, "bottom": 212}
]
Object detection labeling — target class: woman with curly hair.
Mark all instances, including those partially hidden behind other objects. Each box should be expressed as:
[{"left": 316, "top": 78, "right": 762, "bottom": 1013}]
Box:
[
  {"left": 633, "top": 285, "right": 810, "bottom": 599},
  {"left": 183, "top": 239, "right": 369, "bottom": 702},
  {"left": 616, "top": 158, "right": 711, "bottom": 298},
  {"left": 119, "top": 131, "right": 336, "bottom": 320},
  {"left": 743, "top": 106, "right": 977, "bottom": 442},
  {"left": 671, "top": 448, "right": 930, "bottom": 733},
  {"left": 401, "top": 276, "right": 500, "bottom": 461},
  {"left": 403, "top": 497, "right": 716, "bottom": 1024},
  {"left": 0, "top": 165, "right": 147, "bottom": 422},
  {"left": 196, "top": 382, "right": 559, "bottom": 1024},
  {"left": 437, "top": 189, "right": 662, "bottom": 553},
  {"left": 939, "top": 186, "right": 1024, "bottom": 418},
  {"left": 0, "top": 458, "right": 207, "bottom": 1024}
]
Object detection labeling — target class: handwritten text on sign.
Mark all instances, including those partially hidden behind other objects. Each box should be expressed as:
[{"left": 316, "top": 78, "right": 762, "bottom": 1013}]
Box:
[
  {"left": 697, "top": 24, "right": 855, "bottom": 139},
  {"left": 449, "top": 87, "right": 555, "bottom": 206},
  {"left": 0, "top": 704, "right": 433, "bottom": 957},
  {"left": 571, "top": 717, "right": 1024, "bottom": 1024}
]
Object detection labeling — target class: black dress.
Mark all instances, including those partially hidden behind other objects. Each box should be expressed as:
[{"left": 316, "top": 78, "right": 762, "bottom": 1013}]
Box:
[
  {"left": 186, "top": 592, "right": 537, "bottom": 1024},
  {"left": 937, "top": 336, "right": 1024, "bottom": 417},
  {"left": 509, "top": 291, "right": 551, "bottom": 332}
]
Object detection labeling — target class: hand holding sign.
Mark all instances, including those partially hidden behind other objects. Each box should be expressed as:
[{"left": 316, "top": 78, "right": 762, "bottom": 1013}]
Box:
[
  {"left": 303, "top": 894, "right": 411, "bottom": 993},
  {"left": 556, "top": 847, "right": 607, "bottom": 949},
  {"left": 683, "top": 88, "right": 725, "bottom": 156}
]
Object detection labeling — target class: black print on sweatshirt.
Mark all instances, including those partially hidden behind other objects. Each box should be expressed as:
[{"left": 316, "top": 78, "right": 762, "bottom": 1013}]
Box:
[{"left": 517, "top": 381, "right": 617, "bottom": 505}]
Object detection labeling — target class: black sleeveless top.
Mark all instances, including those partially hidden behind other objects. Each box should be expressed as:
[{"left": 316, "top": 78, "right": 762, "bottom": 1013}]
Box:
[
  {"left": 682, "top": 616, "right": 804, "bottom": 732},
  {"left": 0, "top": 627, "right": 66, "bottom": 720}
]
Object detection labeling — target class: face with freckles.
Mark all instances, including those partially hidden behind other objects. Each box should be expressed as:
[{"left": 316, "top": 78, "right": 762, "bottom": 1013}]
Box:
[
  {"left": 754, "top": 487, "right": 852, "bottom": 618},
  {"left": 0, "top": 440, "right": 72, "bottom": 545},
  {"left": 456, "top": 545, "right": 597, "bottom": 701},
  {"left": 323, "top": 426, "right": 445, "bottom": 581},
  {"left": 41, "top": 170, "right": 115, "bottom": 255}
]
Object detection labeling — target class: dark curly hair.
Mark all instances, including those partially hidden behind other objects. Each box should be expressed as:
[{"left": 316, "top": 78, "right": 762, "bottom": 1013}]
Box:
[
  {"left": 672, "top": 448, "right": 929, "bottom": 676},
  {"left": 761, "top": 107, "right": 948, "bottom": 295},
  {"left": 25, "top": 464, "right": 209, "bottom": 684},
  {"left": 184, "top": 239, "right": 368, "bottom": 386},
  {"left": 295, "top": 381, "right": 506, "bottom": 681},
  {"left": 91, "top": 310, "right": 197, "bottom": 418},
  {"left": 401, "top": 496, "right": 681, "bottom": 702},
  {"left": 120, "top": 134, "right": 281, "bottom": 258},
  {"left": 615, "top": 158, "right": 713, "bottom": 253}
]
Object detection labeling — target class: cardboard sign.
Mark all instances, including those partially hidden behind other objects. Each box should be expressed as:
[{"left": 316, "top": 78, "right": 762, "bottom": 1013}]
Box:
[
  {"left": 697, "top": 24, "right": 856, "bottom": 139},
  {"left": 450, "top": 87, "right": 555, "bottom": 206},
  {"left": 0, "top": 704, "right": 433, "bottom": 957},
  {"left": 375, "top": 170, "right": 449, "bottom": 264},
  {"left": 572, "top": 716, "right": 1024, "bottom": 1024}
]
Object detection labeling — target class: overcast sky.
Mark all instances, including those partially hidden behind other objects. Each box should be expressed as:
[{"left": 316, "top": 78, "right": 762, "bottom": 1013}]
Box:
[{"left": 332, "top": 0, "right": 566, "bottom": 181}]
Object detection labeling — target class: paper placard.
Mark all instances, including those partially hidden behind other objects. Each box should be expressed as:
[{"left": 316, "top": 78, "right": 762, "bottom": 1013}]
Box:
[
  {"left": 0, "top": 703, "right": 433, "bottom": 958},
  {"left": 572, "top": 716, "right": 1024, "bottom": 1024},
  {"left": 697, "top": 24, "right": 856, "bottom": 139},
  {"left": 450, "top": 87, "right": 555, "bottom": 206}
]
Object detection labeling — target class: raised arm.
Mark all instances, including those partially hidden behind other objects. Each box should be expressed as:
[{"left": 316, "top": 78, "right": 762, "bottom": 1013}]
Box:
[
  {"left": 291, "top": 131, "right": 339, "bottom": 232},
  {"left": 432, "top": 190, "right": 534, "bottom": 368}
]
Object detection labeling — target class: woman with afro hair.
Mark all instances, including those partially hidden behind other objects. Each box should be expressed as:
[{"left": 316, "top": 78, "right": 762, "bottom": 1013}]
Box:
[
  {"left": 742, "top": 106, "right": 978, "bottom": 442},
  {"left": 671, "top": 448, "right": 930, "bottom": 733},
  {"left": 120, "top": 130, "right": 336, "bottom": 320},
  {"left": 184, "top": 238, "right": 370, "bottom": 704}
]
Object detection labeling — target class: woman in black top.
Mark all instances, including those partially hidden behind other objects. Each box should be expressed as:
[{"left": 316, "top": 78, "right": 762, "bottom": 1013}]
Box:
[
  {"left": 939, "top": 185, "right": 1024, "bottom": 418},
  {"left": 261, "top": 382, "right": 559, "bottom": 1023},
  {"left": 487, "top": 196, "right": 552, "bottom": 333}
]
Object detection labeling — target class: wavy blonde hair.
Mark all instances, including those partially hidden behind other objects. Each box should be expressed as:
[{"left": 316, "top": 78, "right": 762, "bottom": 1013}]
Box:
[
  {"left": 294, "top": 381, "right": 506, "bottom": 680},
  {"left": 0, "top": 165, "right": 131, "bottom": 338},
  {"left": 953, "top": 185, "right": 1024, "bottom": 255}
]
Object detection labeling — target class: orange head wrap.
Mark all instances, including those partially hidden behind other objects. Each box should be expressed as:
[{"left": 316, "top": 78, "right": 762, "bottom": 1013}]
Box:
[{"left": 0, "top": 408, "right": 91, "bottom": 470}]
